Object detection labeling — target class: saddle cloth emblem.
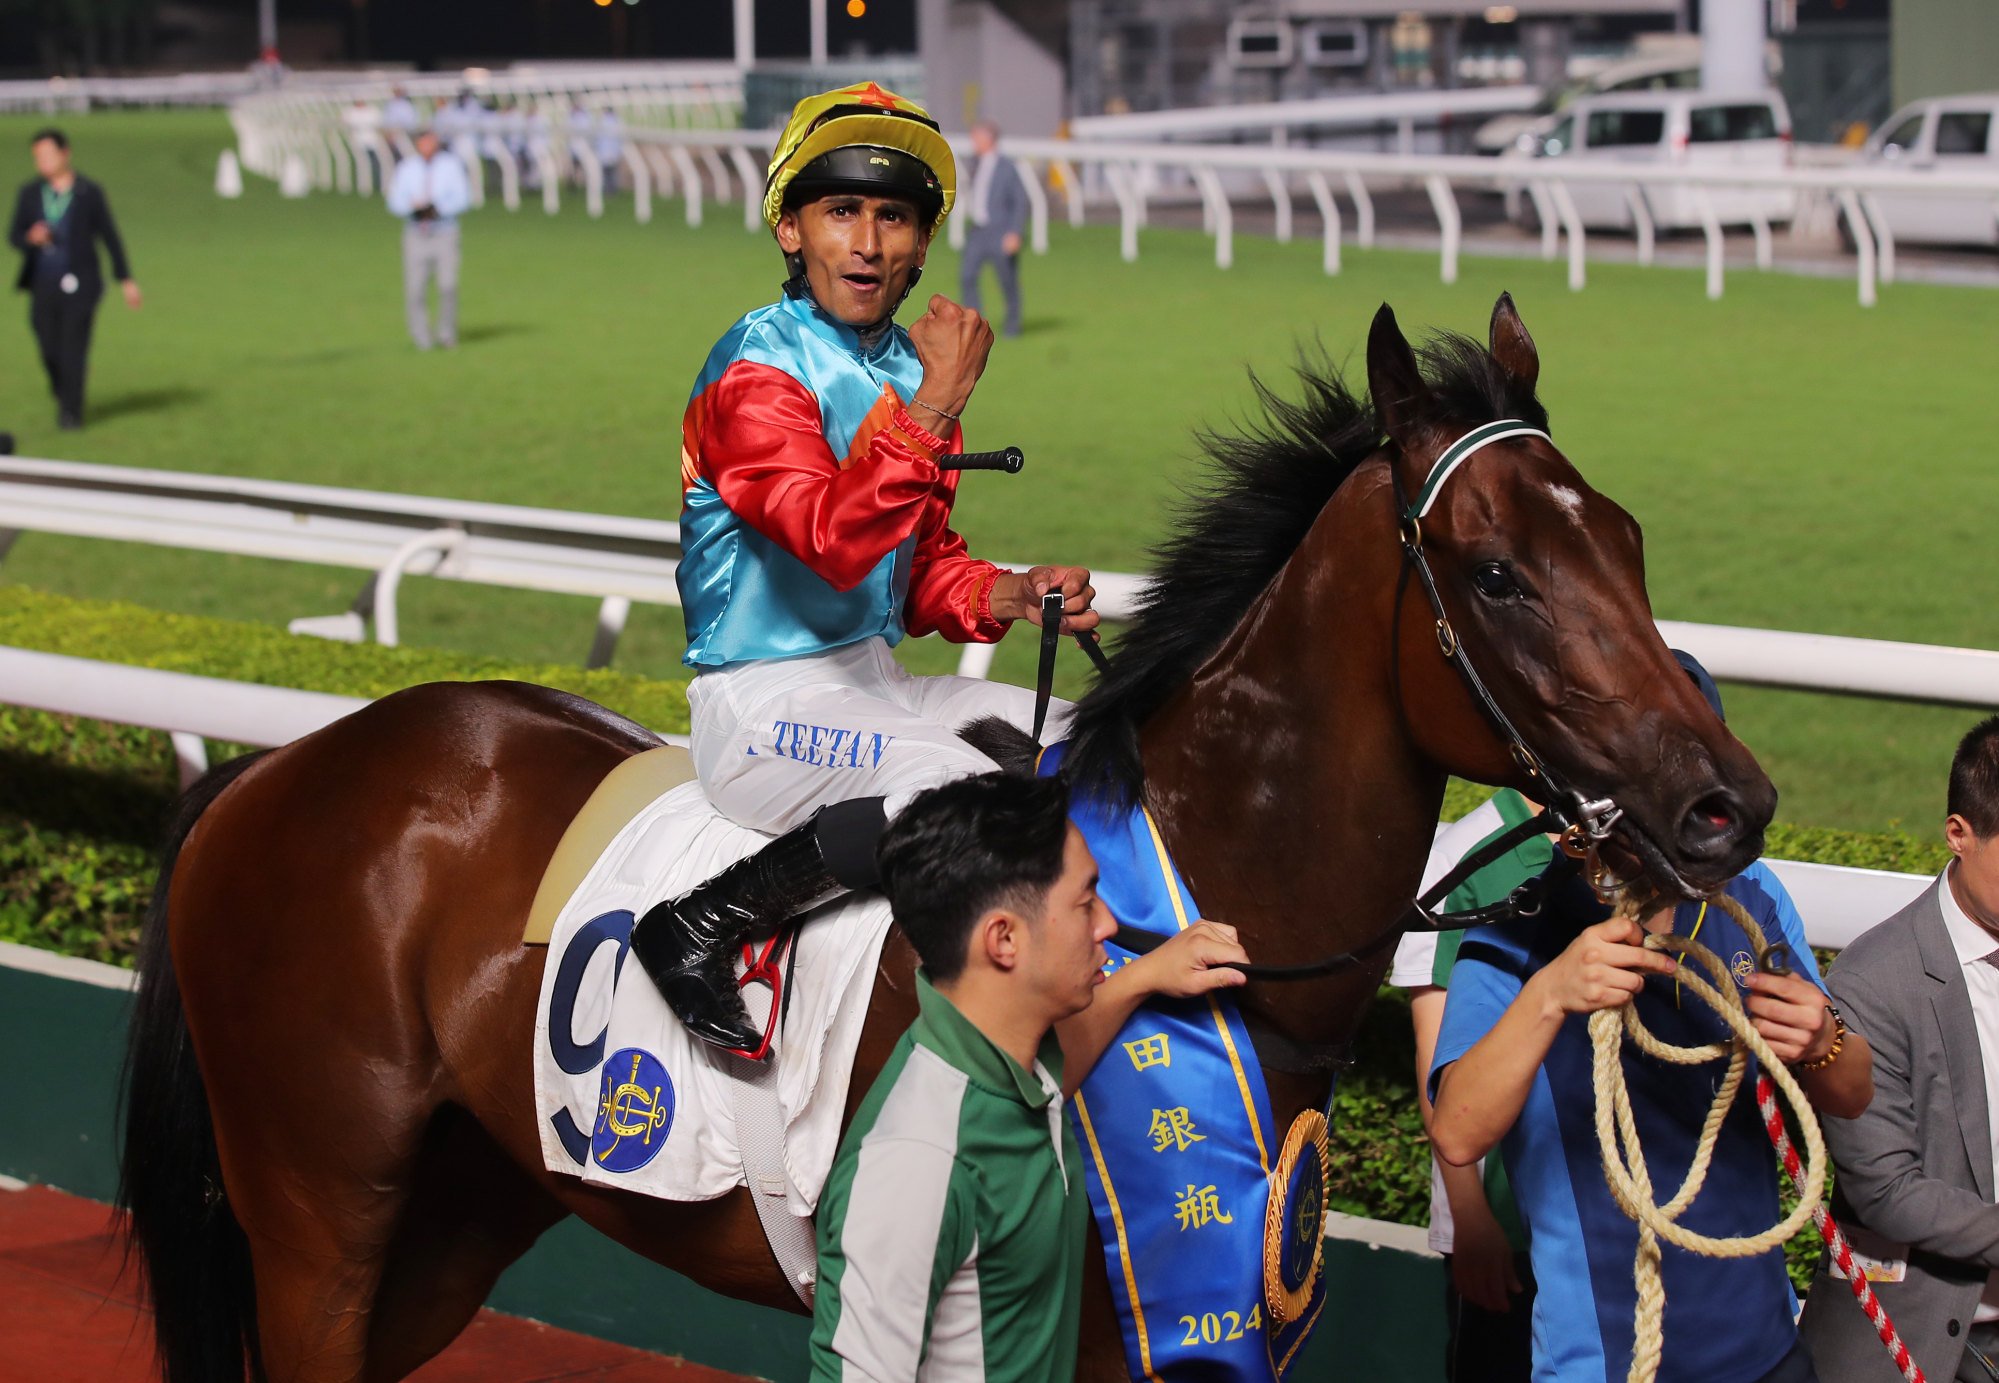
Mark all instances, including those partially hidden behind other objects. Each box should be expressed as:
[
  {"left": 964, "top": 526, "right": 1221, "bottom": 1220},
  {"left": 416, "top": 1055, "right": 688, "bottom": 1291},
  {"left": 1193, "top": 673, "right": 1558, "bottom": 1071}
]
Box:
[{"left": 591, "top": 1047, "right": 676, "bottom": 1173}]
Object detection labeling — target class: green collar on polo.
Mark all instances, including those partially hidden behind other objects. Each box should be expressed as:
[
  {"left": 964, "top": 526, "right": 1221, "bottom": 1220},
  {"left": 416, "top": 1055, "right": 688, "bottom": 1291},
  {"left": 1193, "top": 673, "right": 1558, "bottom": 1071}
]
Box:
[{"left": 1405, "top": 419, "right": 1551, "bottom": 522}]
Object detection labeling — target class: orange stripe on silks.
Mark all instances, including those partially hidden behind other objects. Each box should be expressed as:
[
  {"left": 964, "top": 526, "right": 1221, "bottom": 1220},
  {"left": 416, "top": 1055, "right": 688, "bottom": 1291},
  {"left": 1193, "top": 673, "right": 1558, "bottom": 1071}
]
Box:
[
  {"left": 680, "top": 391, "right": 710, "bottom": 500},
  {"left": 843, "top": 385, "right": 906, "bottom": 470}
]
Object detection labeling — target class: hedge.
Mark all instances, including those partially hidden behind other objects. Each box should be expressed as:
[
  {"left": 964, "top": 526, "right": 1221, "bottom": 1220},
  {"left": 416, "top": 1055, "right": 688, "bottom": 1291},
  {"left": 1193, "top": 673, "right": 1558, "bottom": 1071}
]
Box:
[
  {"left": 0, "top": 587, "right": 1957, "bottom": 1276},
  {"left": 0, "top": 586, "right": 692, "bottom": 962}
]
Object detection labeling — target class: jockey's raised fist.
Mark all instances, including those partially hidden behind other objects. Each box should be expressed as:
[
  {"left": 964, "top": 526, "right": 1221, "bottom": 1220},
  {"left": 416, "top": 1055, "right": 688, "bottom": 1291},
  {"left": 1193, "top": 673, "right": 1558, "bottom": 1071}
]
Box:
[{"left": 909, "top": 295, "right": 993, "bottom": 422}]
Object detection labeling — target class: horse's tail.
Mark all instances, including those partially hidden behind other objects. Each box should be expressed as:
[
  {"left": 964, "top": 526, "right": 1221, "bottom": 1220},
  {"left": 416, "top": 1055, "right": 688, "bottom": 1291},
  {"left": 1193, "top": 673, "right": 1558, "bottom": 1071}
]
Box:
[{"left": 118, "top": 750, "right": 270, "bottom": 1383}]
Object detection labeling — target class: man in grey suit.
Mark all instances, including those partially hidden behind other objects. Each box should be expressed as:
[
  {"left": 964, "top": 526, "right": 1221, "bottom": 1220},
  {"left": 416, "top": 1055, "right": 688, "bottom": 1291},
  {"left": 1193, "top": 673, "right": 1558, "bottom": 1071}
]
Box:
[
  {"left": 959, "top": 121, "right": 1027, "bottom": 338},
  {"left": 1802, "top": 715, "right": 1999, "bottom": 1382}
]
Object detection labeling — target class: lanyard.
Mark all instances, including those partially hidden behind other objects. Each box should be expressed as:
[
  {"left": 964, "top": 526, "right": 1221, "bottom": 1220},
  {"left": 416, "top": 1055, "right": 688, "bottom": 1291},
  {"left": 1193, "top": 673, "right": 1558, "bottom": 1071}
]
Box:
[
  {"left": 40, "top": 183, "right": 72, "bottom": 225},
  {"left": 1673, "top": 900, "right": 1710, "bottom": 1008}
]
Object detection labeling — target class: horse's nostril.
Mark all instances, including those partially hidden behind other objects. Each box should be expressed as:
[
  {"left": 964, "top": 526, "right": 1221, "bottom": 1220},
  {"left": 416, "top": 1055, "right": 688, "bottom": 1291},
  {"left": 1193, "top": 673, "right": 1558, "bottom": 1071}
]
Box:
[{"left": 1680, "top": 790, "right": 1742, "bottom": 854}]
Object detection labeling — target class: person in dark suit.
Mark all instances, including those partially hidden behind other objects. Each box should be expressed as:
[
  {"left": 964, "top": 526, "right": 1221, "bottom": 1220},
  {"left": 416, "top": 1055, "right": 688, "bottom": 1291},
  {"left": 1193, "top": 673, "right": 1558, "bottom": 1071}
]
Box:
[
  {"left": 1801, "top": 715, "right": 1999, "bottom": 1383},
  {"left": 959, "top": 121, "right": 1028, "bottom": 338},
  {"left": 8, "top": 128, "right": 141, "bottom": 430}
]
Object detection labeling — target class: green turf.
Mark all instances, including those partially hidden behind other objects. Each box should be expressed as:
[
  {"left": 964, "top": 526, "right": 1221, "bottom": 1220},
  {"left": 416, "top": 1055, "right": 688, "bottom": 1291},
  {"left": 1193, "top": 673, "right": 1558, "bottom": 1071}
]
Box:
[{"left": 2, "top": 109, "right": 1996, "bottom": 833}]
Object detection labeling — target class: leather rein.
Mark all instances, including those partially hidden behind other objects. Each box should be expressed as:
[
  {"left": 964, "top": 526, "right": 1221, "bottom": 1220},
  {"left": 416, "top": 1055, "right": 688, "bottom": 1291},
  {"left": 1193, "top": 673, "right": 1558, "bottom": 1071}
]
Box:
[{"left": 1030, "top": 420, "right": 1630, "bottom": 985}]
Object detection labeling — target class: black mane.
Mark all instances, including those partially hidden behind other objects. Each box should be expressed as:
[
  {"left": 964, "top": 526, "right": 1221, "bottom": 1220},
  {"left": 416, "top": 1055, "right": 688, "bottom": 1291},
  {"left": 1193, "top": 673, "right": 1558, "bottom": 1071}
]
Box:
[{"left": 1060, "top": 329, "right": 1549, "bottom": 802}]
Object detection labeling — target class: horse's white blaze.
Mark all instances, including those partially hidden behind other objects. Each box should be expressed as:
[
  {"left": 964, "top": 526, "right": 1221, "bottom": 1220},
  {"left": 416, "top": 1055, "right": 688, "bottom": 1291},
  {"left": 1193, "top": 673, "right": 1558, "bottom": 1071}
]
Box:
[{"left": 1547, "top": 482, "right": 1587, "bottom": 526}]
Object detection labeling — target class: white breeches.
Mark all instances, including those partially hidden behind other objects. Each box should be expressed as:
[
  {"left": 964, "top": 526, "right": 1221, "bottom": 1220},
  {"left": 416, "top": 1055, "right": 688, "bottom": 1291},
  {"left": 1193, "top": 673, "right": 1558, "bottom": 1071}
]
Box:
[{"left": 687, "top": 637, "right": 1072, "bottom": 835}]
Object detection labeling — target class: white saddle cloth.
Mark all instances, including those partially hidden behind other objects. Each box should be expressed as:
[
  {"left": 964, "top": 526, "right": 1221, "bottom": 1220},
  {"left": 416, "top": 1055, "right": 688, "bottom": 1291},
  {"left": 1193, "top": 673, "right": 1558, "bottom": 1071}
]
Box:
[{"left": 532, "top": 780, "right": 893, "bottom": 1213}]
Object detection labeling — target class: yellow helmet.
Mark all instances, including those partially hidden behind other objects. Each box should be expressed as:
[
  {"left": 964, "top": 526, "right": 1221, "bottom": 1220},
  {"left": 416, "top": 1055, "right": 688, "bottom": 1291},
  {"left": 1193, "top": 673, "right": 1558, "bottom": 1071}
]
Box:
[{"left": 763, "top": 82, "right": 956, "bottom": 234}]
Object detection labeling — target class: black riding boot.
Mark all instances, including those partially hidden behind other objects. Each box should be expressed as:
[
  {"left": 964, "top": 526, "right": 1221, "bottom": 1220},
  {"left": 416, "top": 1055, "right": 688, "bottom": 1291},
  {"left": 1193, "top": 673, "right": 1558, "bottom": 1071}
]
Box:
[{"left": 630, "top": 797, "right": 887, "bottom": 1054}]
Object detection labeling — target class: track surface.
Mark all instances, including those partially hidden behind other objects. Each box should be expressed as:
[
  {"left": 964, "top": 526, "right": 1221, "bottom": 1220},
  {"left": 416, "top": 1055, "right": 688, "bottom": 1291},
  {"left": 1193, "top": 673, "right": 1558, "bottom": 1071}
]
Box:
[{"left": 0, "top": 1181, "right": 750, "bottom": 1383}]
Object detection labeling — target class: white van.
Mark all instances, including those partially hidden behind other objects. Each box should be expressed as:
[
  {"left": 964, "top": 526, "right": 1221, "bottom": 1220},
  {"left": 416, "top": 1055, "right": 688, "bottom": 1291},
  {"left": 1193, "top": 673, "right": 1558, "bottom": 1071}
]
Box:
[
  {"left": 1525, "top": 90, "right": 1796, "bottom": 232},
  {"left": 1473, "top": 54, "right": 1700, "bottom": 158},
  {"left": 1858, "top": 94, "right": 1999, "bottom": 248}
]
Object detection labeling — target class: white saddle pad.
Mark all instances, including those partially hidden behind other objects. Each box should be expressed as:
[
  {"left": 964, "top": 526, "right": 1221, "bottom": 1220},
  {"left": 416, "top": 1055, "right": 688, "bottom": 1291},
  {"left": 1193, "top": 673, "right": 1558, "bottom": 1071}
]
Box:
[{"left": 533, "top": 780, "right": 893, "bottom": 1213}]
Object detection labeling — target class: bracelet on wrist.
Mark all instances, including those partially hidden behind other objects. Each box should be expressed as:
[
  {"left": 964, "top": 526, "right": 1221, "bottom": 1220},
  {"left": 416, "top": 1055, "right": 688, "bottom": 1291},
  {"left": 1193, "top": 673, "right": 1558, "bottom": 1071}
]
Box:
[
  {"left": 910, "top": 399, "right": 959, "bottom": 423},
  {"left": 1795, "top": 1004, "right": 1847, "bottom": 1073}
]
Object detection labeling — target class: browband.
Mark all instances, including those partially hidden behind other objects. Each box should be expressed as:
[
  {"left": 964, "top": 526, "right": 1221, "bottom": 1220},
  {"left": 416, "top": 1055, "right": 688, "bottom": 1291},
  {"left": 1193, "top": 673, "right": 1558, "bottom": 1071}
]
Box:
[{"left": 1405, "top": 419, "right": 1551, "bottom": 521}]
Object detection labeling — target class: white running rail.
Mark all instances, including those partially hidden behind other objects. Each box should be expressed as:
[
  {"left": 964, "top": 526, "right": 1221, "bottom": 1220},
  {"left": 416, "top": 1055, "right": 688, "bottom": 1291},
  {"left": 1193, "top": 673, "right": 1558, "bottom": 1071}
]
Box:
[
  {"left": 6, "top": 455, "right": 1999, "bottom": 712},
  {"left": 0, "top": 646, "right": 1931, "bottom": 947},
  {"left": 232, "top": 87, "right": 1999, "bottom": 308}
]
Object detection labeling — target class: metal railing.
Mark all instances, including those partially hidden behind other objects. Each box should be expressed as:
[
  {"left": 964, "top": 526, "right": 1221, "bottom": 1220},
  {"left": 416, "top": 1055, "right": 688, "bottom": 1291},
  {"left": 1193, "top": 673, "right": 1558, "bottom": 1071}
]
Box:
[
  {"left": 8, "top": 456, "right": 1999, "bottom": 716},
  {"left": 0, "top": 456, "right": 685, "bottom": 668},
  {"left": 1067, "top": 86, "right": 1542, "bottom": 144},
  {"left": 0, "top": 645, "right": 1932, "bottom": 947},
  {"left": 230, "top": 85, "right": 1999, "bottom": 308}
]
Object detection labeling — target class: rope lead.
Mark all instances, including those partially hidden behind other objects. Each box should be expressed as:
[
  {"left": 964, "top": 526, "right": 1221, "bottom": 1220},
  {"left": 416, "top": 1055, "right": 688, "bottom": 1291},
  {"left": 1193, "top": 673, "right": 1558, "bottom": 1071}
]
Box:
[{"left": 1588, "top": 894, "right": 1830, "bottom": 1383}]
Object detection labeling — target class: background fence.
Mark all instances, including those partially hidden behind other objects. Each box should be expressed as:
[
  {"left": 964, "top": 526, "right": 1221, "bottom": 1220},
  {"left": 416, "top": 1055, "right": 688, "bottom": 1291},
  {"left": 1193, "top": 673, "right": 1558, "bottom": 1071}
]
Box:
[{"left": 224, "top": 73, "right": 1999, "bottom": 309}]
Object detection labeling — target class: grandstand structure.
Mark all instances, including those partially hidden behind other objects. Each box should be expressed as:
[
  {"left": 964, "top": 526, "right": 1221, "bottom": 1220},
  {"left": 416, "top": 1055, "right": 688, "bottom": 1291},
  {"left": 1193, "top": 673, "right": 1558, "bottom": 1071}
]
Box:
[{"left": 1062, "top": 0, "right": 1682, "bottom": 118}]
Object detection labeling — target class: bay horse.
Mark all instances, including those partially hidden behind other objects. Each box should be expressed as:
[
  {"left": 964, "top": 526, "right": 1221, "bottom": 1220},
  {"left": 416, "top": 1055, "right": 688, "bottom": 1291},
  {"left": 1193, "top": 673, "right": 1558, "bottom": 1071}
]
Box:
[{"left": 119, "top": 295, "right": 1775, "bottom": 1383}]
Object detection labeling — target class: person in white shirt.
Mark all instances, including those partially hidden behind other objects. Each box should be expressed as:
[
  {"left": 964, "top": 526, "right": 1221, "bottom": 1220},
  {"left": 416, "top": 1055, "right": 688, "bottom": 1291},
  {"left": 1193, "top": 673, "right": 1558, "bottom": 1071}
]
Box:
[
  {"left": 384, "top": 129, "right": 471, "bottom": 350},
  {"left": 1801, "top": 714, "right": 1999, "bottom": 1383},
  {"left": 342, "top": 99, "right": 385, "bottom": 185},
  {"left": 380, "top": 88, "right": 418, "bottom": 135},
  {"left": 593, "top": 106, "right": 624, "bottom": 193}
]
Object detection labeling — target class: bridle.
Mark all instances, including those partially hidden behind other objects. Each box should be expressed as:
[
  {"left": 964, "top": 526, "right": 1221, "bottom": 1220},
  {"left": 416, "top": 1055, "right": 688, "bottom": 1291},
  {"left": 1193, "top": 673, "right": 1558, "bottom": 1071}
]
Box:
[
  {"left": 1092, "top": 418, "right": 1636, "bottom": 984},
  {"left": 1389, "top": 418, "right": 1625, "bottom": 854}
]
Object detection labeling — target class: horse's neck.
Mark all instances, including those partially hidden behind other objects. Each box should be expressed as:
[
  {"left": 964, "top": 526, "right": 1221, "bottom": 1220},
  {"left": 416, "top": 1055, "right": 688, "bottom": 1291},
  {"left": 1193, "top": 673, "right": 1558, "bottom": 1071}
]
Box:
[{"left": 1137, "top": 459, "right": 1446, "bottom": 994}]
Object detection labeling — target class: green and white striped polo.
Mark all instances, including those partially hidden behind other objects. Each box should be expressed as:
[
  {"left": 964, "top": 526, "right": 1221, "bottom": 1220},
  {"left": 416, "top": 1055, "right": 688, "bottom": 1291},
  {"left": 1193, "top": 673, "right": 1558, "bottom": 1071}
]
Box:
[{"left": 809, "top": 973, "right": 1087, "bottom": 1383}]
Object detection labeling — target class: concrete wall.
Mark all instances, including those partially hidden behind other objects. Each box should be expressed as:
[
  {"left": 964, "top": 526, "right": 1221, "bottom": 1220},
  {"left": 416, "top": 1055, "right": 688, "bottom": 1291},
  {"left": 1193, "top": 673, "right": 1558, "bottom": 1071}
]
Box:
[
  {"left": 1892, "top": 0, "right": 1999, "bottom": 109},
  {"left": 919, "top": 0, "right": 1068, "bottom": 135}
]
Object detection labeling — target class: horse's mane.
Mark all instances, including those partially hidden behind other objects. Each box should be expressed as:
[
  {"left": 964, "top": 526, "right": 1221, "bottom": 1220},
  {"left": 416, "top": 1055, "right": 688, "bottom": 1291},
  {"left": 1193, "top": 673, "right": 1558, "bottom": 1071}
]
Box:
[{"left": 1061, "top": 330, "right": 1549, "bottom": 803}]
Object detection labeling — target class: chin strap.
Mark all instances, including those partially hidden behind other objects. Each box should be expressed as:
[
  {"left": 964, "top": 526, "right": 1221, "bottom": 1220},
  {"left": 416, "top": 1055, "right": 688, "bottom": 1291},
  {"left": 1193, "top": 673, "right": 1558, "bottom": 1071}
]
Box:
[{"left": 780, "top": 262, "right": 924, "bottom": 338}]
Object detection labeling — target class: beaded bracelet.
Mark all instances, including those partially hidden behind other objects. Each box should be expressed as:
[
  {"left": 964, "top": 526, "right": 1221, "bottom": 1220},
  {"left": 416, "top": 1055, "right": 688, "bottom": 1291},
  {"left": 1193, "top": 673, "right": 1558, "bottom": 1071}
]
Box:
[{"left": 1796, "top": 1004, "right": 1848, "bottom": 1072}]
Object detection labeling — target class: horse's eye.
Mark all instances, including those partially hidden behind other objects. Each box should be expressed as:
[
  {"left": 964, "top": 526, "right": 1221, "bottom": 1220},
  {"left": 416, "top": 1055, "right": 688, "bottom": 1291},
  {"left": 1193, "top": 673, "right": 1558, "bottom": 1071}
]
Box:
[{"left": 1472, "top": 562, "right": 1518, "bottom": 599}]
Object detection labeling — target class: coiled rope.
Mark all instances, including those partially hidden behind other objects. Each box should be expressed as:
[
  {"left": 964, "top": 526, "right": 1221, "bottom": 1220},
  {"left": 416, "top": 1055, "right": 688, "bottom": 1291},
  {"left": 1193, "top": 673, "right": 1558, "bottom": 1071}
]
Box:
[{"left": 1588, "top": 891, "right": 1924, "bottom": 1383}]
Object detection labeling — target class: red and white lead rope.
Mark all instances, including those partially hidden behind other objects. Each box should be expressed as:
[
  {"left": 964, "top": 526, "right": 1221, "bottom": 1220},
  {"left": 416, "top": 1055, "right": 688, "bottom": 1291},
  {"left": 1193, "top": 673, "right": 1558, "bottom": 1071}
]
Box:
[{"left": 1756, "top": 1074, "right": 1925, "bottom": 1383}]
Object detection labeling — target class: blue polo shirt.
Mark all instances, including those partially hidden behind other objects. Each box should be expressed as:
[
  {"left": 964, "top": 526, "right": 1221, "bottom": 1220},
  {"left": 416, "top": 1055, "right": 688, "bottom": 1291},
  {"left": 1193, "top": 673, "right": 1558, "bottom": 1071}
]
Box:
[{"left": 1430, "top": 861, "right": 1823, "bottom": 1383}]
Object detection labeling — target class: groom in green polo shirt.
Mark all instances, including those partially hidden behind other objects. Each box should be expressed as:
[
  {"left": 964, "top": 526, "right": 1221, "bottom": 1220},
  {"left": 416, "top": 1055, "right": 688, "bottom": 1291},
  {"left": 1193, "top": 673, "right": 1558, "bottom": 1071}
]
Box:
[{"left": 810, "top": 771, "right": 1249, "bottom": 1383}]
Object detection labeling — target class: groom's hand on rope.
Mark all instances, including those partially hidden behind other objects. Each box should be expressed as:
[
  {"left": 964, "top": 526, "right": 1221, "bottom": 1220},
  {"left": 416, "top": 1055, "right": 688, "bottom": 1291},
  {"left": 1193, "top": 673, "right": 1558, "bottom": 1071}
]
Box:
[
  {"left": 1744, "top": 971, "right": 1835, "bottom": 1066},
  {"left": 993, "top": 565, "right": 1100, "bottom": 632},
  {"left": 1539, "top": 918, "right": 1678, "bottom": 1015}
]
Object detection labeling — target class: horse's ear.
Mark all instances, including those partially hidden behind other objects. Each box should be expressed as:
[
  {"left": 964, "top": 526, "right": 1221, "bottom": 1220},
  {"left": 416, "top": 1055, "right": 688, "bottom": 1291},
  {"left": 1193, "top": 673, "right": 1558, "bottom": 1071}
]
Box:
[
  {"left": 1488, "top": 292, "right": 1539, "bottom": 394},
  {"left": 1366, "top": 303, "right": 1431, "bottom": 451}
]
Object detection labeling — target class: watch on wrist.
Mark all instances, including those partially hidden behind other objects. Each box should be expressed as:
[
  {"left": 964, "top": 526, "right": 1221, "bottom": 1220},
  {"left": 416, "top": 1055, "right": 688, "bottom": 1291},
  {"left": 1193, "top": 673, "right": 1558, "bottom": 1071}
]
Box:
[{"left": 1795, "top": 1003, "right": 1847, "bottom": 1073}]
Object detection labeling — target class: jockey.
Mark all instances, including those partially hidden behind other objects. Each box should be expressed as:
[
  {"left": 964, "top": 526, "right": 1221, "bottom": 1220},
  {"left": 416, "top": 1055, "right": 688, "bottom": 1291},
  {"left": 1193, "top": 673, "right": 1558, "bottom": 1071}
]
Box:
[{"left": 630, "top": 82, "right": 1099, "bottom": 1055}]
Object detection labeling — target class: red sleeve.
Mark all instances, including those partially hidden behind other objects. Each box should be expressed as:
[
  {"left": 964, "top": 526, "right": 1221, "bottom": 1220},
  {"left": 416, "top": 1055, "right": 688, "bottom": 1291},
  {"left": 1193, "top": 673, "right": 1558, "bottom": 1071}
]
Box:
[
  {"left": 700, "top": 361, "right": 952, "bottom": 592},
  {"left": 904, "top": 464, "right": 1012, "bottom": 644}
]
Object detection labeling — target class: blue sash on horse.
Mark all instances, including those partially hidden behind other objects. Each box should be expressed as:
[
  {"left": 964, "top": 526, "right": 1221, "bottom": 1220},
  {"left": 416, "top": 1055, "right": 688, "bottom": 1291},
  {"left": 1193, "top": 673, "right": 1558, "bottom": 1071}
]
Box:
[{"left": 1040, "top": 743, "right": 1326, "bottom": 1381}]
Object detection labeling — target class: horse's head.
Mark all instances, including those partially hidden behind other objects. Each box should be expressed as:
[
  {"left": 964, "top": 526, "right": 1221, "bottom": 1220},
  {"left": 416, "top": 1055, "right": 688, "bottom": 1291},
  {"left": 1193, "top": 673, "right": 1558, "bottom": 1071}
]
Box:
[{"left": 1370, "top": 295, "right": 1775, "bottom": 897}]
